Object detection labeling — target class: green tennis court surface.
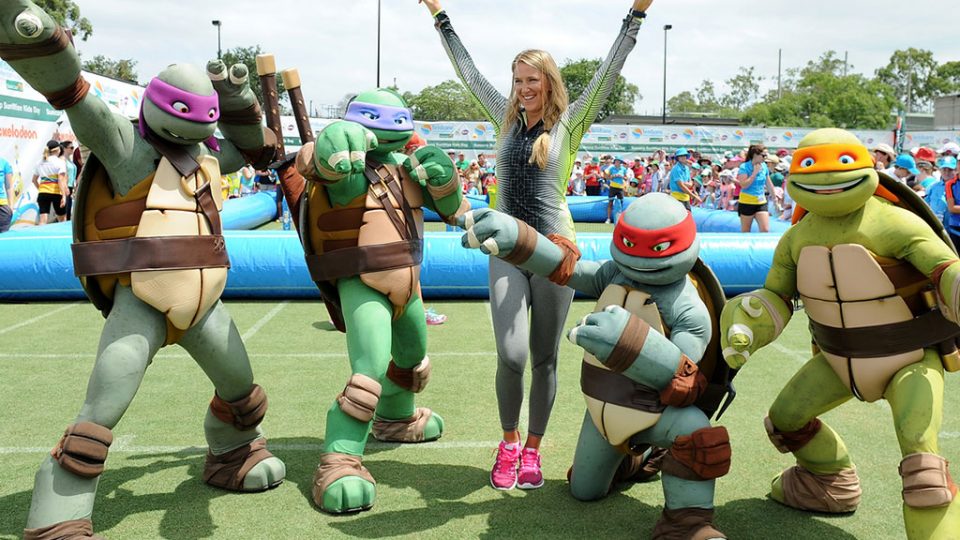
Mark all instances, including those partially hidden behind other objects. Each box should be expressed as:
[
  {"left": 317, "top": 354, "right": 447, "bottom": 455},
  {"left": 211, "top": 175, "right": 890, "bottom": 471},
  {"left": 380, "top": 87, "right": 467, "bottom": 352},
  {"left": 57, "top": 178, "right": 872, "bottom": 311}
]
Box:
[{"left": 0, "top": 299, "right": 956, "bottom": 538}]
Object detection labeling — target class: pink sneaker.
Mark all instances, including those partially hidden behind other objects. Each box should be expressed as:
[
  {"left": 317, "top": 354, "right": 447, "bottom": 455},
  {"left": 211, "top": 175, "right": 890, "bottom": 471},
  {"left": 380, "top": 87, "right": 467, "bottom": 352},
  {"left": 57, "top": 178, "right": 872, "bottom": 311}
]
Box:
[
  {"left": 517, "top": 447, "right": 544, "bottom": 489},
  {"left": 490, "top": 441, "right": 521, "bottom": 490}
]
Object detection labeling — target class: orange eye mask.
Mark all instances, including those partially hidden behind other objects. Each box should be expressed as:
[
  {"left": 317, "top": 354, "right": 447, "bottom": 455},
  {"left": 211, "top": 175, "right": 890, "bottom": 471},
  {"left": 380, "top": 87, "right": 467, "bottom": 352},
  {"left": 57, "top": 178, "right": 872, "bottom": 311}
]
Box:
[
  {"left": 613, "top": 212, "right": 696, "bottom": 258},
  {"left": 789, "top": 143, "right": 874, "bottom": 175}
]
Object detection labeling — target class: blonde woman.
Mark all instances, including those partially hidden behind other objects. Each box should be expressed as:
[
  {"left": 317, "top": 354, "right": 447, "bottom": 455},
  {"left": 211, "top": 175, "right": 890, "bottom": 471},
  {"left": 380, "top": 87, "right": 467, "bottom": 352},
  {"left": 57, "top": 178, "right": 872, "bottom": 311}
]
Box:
[
  {"left": 419, "top": 0, "right": 654, "bottom": 491},
  {"left": 32, "top": 140, "right": 67, "bottom": 225}
]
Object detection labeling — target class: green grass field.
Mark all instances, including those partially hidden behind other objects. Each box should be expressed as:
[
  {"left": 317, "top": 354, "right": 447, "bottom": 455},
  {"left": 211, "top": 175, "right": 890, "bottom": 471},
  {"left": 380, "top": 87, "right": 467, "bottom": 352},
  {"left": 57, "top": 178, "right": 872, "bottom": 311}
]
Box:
[{"left": 0, "top": 297, "right": 958, "bottom": 539}]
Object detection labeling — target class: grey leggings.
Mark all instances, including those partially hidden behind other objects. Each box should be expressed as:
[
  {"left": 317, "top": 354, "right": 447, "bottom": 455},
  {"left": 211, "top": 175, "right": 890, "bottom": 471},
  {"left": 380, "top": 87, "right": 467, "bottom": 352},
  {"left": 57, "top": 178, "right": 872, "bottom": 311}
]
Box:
[{"left": 489, "top": 257, "right": 575, "bottom": 437}]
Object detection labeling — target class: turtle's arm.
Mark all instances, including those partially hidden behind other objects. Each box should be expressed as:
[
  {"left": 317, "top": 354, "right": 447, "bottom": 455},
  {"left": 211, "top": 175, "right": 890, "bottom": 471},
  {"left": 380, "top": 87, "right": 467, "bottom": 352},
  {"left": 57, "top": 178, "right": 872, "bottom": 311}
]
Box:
[{"left": 0, "top": 2, "right": 133, "bottom": 169}]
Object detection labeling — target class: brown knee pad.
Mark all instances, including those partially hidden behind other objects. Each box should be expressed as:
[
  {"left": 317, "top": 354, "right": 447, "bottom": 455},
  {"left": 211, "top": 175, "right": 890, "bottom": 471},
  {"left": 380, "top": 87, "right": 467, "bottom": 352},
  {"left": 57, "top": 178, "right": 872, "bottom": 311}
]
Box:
[
  {"left": 661, "top": 426, "right": 731, "bottom": 481},
  {"left": 900, "top": 453, "right": 958, "bottom": 508},
  {"left": 337, "top": 374, "right": 382, "bottom": 423},
  {"left": 659, "top": 356, "right": 707, "bottom": 408},
  {"left": 765, "top": 416, "right": 821, "bottom": 454},
  {"left": 210, "top": 384, "right": 268, "bottom": 431},
  {"left": 52, "top": 422, "right": 113, "bottom": 478},
  {"left": 386, "top": 356, "right": 432, "bottom": 393}
]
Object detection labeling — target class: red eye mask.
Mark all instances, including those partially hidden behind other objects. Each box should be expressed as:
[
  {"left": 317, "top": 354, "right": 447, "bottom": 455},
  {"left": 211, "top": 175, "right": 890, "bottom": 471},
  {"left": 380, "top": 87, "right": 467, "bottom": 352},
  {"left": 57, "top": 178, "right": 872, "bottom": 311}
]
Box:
[{"left": 613, "top": 211, "right": 696, "bottom": 258}]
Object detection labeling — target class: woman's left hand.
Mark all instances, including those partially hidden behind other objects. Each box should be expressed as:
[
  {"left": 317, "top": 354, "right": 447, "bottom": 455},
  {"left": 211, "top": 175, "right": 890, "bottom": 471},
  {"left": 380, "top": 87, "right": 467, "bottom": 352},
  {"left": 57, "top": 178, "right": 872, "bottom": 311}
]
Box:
[{"left": 632, "top": 0, "right": 653, "bottom": 12}]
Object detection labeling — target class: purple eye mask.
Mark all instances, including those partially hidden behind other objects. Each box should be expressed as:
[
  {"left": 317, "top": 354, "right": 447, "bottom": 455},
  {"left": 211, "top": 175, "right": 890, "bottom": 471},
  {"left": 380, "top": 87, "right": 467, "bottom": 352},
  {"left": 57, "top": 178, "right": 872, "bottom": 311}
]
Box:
[
  {"left": 344, "top": 101, "right": 413, "bottom": 133},
  {"left": 143, "top": 77, "right": 220, "bottom": 124}
]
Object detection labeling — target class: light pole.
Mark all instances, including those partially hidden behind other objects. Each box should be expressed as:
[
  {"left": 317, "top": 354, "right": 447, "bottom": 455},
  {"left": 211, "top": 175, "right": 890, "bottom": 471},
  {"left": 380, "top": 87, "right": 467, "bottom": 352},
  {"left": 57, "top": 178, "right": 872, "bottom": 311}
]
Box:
[
  {"left": 376, "top": 0, "right": 381, "bottom": 87},
  {"left": 211, "top": 20, "right": 222, "bottom": 60},
  {"left": 662, "top": 24, "right": 672, "bottom": 125}
]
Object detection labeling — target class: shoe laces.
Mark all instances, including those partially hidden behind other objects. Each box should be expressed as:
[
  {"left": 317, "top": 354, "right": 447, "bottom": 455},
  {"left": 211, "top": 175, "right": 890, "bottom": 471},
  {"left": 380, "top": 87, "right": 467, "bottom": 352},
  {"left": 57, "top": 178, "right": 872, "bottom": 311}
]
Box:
[
  {"left": 494, "top": 443, "right": 519, "bottom": 473},
  {"left": 520, "top": 447, "right": 541, "bottom": 470}
]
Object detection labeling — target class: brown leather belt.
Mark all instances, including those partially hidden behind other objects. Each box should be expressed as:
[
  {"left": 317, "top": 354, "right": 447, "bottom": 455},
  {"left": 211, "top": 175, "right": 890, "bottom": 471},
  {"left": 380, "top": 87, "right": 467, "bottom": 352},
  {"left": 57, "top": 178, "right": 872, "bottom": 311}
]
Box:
[
  {"left": 306, "top": 159, "right": 422, "bottom": 282},
  {"left": 580, "top": 361, "right": 665, "bottom": 414},
  {"left": 305, "top": 240, "right": 422, "bottom": 282},
  {"left": 72, "top": 180, "right": 228, "bottom": 276},
  {"left": 71, "top": 236, "right": 229, "bottom": 276},
  {"left": 809, "top": 309, "right": 960, "bottom": 358}
]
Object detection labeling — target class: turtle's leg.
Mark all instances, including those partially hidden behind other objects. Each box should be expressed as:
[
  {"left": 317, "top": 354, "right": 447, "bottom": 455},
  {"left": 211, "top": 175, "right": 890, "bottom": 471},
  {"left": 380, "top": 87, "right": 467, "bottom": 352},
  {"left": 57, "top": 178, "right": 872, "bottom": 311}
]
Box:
[
  {"left": 885, "top": 349, "right": 960, "bottom": 540},
  {"left": 178, "top": 299, "right": 285, "bottom": 492},
  {"left": 767, "top": 353, "right": 860, "bottom": 513},
  {"left": 314, "top": 276, "right": 393, "bottom": 514},
  {"left": 25, "top": 285, "right": 164, "bottom": 533},
  {"left": 568, "top": 410, "right": 624, "bottom": 501},
  {"left": 647, "top": 406, "right": 727, "bottom": 540},
  {"left": 371, "top": 294, "right": 444, "bottom": 443}
]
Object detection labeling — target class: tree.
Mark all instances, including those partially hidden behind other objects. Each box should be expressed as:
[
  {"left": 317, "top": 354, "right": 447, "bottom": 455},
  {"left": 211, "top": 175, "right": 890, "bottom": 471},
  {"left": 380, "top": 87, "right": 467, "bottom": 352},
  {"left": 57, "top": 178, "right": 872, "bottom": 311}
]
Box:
[
  {"left": 936, "top": 61, "right": 960, "bottom": 96},
  {"left": 722, "top": 66, "right": 762, "bottom": 111},
  {"left": 695, "top": 80, "right": 721, "bottom": 111},
  {"left": 666, "top": 91, "right": 698, "bottom": 114},
  {"left": 81, "top": 55, "right": 138, "bottom": 84},
  {"left": 405, "top": 80, "right": 485, "bottom": 121},
  {"left": 742, "top": 63, "right": 897, "bottom": 129},
  {"left": 875, "top": 48, "right": 941, "bottom": 112},
  {"left": 221, "top": 45, "right": 288, "bottom": 111},
  {"left": 559, "top": 58, "right": 640, "bottom": 121},
  {"left": 36, "top": 0, "right": 92, "bottom": 40}
]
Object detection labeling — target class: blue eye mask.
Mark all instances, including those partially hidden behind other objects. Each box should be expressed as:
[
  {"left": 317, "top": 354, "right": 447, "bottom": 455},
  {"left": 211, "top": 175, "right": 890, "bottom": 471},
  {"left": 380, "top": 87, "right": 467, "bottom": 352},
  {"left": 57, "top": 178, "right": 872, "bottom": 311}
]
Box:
[{"left": 344, "top": 101, "right": 413, "bottom": 132}]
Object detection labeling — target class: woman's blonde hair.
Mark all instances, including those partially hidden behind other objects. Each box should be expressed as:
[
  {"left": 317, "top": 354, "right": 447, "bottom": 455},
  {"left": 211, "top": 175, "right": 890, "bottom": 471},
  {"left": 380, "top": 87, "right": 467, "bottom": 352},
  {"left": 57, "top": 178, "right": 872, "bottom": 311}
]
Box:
[{"left": 504, "top": 49, "right": 568, "bottom": 170}]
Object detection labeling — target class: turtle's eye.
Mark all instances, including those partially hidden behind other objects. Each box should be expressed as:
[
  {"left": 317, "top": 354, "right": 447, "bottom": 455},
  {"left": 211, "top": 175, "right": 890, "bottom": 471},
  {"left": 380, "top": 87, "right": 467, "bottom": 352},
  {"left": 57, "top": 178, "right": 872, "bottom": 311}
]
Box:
[
  {"left": 838, "top": 154, "right": 856, "bottom": 165},
  {"left": 622, "top": 237, "right": 635, "bottom": 248},
  {"left": 799, "top": 156, "right": 815, "bottom": 168},
  {"left": 172, "top": 101, "right": 190, "bottom": 114},
  {"left": 652, "top": 241, "right": 670, "bottom": 252}
]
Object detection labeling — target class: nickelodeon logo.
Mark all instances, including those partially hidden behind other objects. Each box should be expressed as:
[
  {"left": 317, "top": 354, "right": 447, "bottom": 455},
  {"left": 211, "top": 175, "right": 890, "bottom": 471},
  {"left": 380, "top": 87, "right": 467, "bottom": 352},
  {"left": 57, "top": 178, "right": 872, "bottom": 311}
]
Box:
[{"left": 0, "top": 124, "right": 37, "bottom": 139}]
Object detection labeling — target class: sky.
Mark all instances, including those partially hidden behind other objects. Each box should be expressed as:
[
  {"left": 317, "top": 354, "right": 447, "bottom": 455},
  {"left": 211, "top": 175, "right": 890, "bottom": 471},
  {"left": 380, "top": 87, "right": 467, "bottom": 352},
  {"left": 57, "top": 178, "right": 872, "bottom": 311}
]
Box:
[{"left": 71, "top": 0, "right": 959, "bottom": 118}]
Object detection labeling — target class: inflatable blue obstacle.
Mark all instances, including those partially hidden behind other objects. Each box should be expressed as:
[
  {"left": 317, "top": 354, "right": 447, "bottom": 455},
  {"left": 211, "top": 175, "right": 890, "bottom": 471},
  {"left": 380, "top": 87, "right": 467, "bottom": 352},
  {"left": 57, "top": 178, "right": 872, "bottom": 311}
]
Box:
[
  {"left": 0, "top": 191, "right": 785, "bottom": 300},
  {"left": 425, "top": 195, "right": 791, "bottom": 233},
  {"left": 0, "top": 229, "right": 780, "bottom": 301}
]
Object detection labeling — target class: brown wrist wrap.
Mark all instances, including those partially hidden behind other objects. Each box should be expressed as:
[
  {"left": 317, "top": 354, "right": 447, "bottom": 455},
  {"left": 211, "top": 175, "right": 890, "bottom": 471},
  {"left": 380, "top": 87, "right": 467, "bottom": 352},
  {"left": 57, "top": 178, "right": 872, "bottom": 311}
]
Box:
[
  {"left": 605, "top": 314, "right": 650, "bottom": 373},
  {"left": 0, "top": 25, "right": 70, "bottom": 61},
  {"left": 426, "top": 178, "right": 459, "bottom": 200},
  {"left": 502, "top": 218, "right": 537, "bottom": 265},
  {"left": 547, "top": 234, "right": 581, "bottom": 286}
]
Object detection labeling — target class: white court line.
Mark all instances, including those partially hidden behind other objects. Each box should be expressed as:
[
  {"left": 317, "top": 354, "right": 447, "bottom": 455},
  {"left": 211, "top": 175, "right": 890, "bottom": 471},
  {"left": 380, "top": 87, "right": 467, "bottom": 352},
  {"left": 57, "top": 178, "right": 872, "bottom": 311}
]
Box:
[
  {"left": 767, "top": 342, "right": 809, "bottom": 364},
  {"left": 240, "top": 301, "right": 289, "bottom": 342},
  {"left": 0, "top": 440, "right": 501, "bottom": 455},
  {"left": 0, "top": 303, "right": 80, "bottom": 336},
  {"left": 0, "top": 351, "right": 499, "bottom": 360}
]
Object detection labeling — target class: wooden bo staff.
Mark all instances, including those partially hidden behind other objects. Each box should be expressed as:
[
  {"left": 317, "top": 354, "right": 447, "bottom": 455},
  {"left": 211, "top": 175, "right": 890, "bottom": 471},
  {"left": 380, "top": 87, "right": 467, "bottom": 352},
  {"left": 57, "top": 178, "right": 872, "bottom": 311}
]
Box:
[
  {"left": 255, "top": 53, "right": 304, "bottom": 219},
  {"left": 281, "top": 68, "right": 314, "bottom": 144},
  {"left": 258, "top": 56, "right": 346, "bottom": 333}
]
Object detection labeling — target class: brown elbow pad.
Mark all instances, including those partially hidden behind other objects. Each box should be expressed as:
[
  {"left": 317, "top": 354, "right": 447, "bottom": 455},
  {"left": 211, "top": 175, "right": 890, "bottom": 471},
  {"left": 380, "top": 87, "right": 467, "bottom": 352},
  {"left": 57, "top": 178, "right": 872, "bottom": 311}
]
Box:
[
  {"left": 662, "top": 426, "right": 731, "bottom": 481},
  {"left": 52, "top": 422, "right": 113, "bottom": 478},
  {"left": 43, "top": 76, "right": 90, "bottom": 110},
  {"left": 659, "top": 356, "right": 707, "bottom": 408},
  {"left": 210, "top": 384, "right": 268, "bottom": 431}
]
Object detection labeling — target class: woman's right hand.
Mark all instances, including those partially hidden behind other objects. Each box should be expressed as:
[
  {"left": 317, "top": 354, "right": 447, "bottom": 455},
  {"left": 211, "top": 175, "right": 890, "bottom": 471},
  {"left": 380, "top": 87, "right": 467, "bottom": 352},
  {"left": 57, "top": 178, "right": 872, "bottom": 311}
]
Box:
[
  {"left": 419, "top": 0, "right": 443, "bottom": 15},
  {"left": 632, "top": 0, "right": 654, "bottom": 12}
]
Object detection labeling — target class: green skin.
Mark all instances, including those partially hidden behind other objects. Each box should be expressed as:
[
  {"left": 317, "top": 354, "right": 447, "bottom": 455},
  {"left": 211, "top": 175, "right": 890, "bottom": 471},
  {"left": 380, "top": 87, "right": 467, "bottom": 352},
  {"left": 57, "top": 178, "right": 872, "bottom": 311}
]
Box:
[
  {"left": 310, "top": 89, "right": 463, "bottom": 513},
  {"left": 459, "top": 193, "right": 721, "bottom": 513},
  {"left": 0, "top": 1, "right": 285, "bottom": 532},
  {"left": 720, "top": 128, "right": 960, "bottom": 539}
]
